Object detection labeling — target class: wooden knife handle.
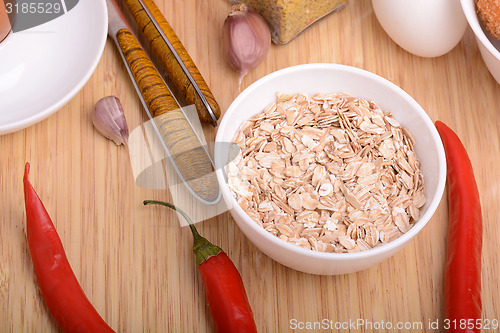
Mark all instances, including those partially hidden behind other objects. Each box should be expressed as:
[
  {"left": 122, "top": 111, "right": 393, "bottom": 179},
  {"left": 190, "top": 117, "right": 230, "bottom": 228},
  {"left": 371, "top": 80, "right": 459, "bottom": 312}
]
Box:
[
  {"left": 116, "top": 28, "right": 178, "bottom": 117},
  {"left": 116, "top": 28, "right": 219, "bottom": 203},
  {"left": 123, "top": 0, "right": 221, "bottom": 126}
]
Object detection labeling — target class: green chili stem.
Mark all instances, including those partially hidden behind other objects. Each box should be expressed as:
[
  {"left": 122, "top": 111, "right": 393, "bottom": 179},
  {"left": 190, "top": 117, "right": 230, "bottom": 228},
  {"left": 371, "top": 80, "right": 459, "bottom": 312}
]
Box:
[
  {"left": 143, "top": 200, "right": 223, "bottom": 266},
  {"left": 143, "top": 199, "right": 199, "bottom": 235}
]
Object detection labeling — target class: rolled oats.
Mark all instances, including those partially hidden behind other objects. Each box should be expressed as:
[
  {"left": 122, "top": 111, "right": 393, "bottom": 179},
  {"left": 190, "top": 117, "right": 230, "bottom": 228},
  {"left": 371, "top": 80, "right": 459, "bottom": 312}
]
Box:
[{"left": 227, "top": 92, "right": 426, "bottom": 253}]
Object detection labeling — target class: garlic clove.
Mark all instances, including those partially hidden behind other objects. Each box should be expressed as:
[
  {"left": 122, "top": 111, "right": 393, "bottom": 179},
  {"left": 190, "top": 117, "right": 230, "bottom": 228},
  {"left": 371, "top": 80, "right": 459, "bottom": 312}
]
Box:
[
  {"left": 93, "top": 96, "right": 129, "bottom": 146},
  {"left": 223, "top": 4, "right": 271, "bottom": 89}
]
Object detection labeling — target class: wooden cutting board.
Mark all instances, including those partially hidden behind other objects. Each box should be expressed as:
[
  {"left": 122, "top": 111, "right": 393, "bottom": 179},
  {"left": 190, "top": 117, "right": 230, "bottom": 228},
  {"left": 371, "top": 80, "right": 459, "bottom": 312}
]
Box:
[{"left": 0, "top": 0, "right": 498, "bottom": 331}]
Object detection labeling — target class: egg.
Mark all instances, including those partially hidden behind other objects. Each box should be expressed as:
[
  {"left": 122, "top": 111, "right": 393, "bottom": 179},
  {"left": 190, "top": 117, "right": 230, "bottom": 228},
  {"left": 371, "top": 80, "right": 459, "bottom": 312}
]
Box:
[{"left": 372, "top": 0, "right": 468, "bottom": 57}]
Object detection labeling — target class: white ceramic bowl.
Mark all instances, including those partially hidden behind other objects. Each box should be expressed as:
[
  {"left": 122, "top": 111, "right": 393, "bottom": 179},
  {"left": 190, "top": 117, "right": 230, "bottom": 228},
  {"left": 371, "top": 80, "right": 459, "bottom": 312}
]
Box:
[
  {"left": 461, "top": 0, "right": 500, "bottom": 84},
  {"left": 215, "top": 64, "right": 446, "bottom": 275}
]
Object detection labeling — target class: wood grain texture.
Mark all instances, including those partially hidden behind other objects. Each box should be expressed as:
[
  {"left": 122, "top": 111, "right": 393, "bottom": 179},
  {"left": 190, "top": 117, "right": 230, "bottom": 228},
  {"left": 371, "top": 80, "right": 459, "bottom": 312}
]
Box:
[
  {"left": 153, "top": 110, "right": 219, "bottom": 203},
  {"left": 123, "top": 0, "right": 221, "bottom": 125},
  {"left": 116, "top": 27, "right": 179, "bottom": 116},
  {"left": 0, "top": 0, "right": 499, "bottom": 332}
]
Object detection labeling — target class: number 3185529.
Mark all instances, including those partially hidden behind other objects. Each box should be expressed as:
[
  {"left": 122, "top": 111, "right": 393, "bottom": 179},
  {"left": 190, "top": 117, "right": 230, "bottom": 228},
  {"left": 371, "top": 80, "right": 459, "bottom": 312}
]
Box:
[
  {"left": 5, "top": 2, "right": 62, "bottom": 14},
  {"left": 443, "top": 319, "right": 499, "bottom": 330}
]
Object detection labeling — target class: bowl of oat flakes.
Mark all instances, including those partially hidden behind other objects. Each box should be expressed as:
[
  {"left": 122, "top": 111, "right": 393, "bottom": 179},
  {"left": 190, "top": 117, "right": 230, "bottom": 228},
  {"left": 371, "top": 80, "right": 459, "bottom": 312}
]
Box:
[{"left": 214, "top": 64, "right": 446, "bottom": 275}]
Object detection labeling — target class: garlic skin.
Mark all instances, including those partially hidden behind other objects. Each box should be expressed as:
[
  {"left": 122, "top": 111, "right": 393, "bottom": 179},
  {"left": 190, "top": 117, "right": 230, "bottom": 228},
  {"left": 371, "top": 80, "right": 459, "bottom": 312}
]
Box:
[
  {"left": 93, "top": 96, "right": 129, "bottom": 146},
  {"left": 223, "top": 4, "right": 271, "bottom": 88}
]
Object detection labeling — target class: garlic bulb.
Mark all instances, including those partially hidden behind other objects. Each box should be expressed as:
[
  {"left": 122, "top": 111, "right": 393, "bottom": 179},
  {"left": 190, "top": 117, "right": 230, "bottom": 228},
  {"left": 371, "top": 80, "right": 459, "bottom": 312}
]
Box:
[
  {"left": 92, "top": 96, "right": 129, "bottom": 146},
  {"left": 223, "top": 4, "right": 271, "bottom": 89}
]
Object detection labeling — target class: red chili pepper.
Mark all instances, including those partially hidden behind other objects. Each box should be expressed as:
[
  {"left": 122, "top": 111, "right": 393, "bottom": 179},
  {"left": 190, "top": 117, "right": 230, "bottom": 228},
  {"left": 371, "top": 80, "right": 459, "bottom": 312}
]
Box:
[
  {"left": 23, "top": 163, "right": 115, "bottom": 333},
  {"left": 435, "top": 121, "right": 482, "bottom": 333},
  {"left": 144, "top": 200, "right": 257, "bottom": 333}
]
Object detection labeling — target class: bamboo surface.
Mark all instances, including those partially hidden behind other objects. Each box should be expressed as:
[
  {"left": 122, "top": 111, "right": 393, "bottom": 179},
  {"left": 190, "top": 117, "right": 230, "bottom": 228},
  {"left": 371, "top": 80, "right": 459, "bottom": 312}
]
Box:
[{"left": 1, "top": 0, "right": 499, "bottom": 332}]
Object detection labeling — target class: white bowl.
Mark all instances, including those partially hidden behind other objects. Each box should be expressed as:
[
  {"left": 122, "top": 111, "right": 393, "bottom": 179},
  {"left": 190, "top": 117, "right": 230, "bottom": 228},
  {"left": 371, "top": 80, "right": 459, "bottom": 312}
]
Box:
[
  {"left": 215, "top": 64, "right": 446, "bottom": 275},
  {"left": 461, "top": 0, "right": 500, "bottom": 84}
]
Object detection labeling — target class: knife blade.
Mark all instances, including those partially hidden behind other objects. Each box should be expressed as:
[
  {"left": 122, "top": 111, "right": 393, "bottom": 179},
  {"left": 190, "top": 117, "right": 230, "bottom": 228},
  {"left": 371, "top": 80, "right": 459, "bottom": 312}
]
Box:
[{"left": 106, "top": 0, "right": 220, "bottom": 204}]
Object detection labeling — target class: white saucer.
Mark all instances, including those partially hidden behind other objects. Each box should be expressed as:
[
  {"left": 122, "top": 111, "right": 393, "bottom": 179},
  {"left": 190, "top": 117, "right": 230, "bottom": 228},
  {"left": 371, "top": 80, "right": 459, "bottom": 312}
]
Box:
[{"left": 0, "top": 0, "right": 107, "bottom": 134}]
